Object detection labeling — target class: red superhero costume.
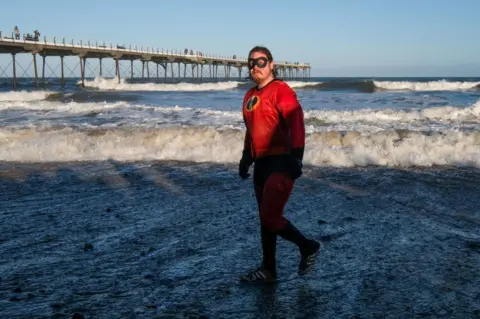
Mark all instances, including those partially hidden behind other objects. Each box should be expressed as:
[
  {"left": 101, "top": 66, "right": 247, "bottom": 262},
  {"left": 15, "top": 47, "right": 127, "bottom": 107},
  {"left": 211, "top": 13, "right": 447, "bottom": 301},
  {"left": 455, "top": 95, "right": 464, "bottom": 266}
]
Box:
[
  {"left": 238, "top": 78, "right": 320, "bottom": 282},
  {"left": 241, "top": 79, "right": 305, "bottom": 231},
  {"left": 242, "top": 79, "right": 305, "bottom": 165}
]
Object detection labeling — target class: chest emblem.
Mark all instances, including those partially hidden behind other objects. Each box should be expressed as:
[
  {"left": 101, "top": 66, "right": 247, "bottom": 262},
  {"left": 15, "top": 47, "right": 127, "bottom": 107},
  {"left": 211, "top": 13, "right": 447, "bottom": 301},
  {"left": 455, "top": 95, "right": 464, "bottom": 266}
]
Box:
[{"left": 245, "top": 95, "right": 261, "bottom": 112}]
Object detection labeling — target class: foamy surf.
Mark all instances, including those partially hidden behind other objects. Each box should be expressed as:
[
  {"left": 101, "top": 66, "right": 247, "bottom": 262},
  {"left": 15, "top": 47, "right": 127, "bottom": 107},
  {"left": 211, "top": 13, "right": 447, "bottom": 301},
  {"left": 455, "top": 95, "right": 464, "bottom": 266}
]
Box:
[
  {"left": 0, "top": 90, "right": 55, "bottom": 102},
  {"left": 1, "top": 99, "right": 479, "bottom": 131},
  {"left": 1, "top": 125, "right": 479, "bottom": 168},
  {"left": 305, "top": 99, "right": 480, "bottom": 125},
  {"left": 0, "top": 99, "right": 128, "bottom": 113},
  {"left": 374, "top": 80, "right": 480, "bottom": 91},
  {"left": 82, "top": 77, "right": 242, "bottom": 91},
  {"left": 285, "top": 81, "right": 323, "bottom": 88}
]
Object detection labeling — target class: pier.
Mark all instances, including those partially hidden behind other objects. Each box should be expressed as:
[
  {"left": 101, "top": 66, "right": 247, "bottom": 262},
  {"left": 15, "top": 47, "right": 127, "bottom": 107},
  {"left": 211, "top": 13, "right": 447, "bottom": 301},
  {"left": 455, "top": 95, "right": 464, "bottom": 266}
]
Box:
[{"left": 0, "top": 31, "right": 311, "bottom": 89}]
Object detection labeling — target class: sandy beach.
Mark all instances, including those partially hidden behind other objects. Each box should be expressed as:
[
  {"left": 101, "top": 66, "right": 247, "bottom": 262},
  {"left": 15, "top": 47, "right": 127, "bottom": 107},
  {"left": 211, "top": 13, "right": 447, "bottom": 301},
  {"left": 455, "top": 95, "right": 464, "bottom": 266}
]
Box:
[{"left": 0, "top": 161, "right": 479, "bottom": 318}]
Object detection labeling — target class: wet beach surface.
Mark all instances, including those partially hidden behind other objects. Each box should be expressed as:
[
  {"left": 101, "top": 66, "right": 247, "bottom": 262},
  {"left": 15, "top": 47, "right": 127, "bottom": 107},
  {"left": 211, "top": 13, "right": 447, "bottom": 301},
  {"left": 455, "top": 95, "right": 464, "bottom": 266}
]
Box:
[{"left": 0, "top": 161, "right": 479, "bottom": 318}]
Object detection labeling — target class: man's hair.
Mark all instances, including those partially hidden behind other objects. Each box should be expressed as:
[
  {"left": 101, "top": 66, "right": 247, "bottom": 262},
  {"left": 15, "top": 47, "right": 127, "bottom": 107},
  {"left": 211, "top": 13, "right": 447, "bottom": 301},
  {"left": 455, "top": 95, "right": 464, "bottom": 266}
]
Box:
[
  {"left": 248, "top": 46, "right": 278, "bottom": 78},
  {"left": 248, "top": 46, "right": 273, "bottom": 61}
]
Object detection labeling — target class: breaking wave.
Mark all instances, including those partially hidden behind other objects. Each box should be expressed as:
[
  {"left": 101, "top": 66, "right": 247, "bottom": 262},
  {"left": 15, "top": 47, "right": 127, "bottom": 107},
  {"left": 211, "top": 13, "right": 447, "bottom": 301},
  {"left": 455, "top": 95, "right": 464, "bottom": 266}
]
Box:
[
  {"left": 288, "top": 80, "right": 480, "bottom": 92},
  {"left": 1, "top": 125, "right": 479, "bottom": 168},
  {"left": 82, "top": 77, "right": 243, "bottom": 91}
]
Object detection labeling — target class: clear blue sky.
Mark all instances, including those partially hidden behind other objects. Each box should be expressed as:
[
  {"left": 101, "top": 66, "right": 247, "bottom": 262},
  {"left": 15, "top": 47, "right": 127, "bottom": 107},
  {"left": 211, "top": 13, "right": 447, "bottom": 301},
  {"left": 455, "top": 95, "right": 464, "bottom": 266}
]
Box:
[{"left": 1, "top": 0, "right": 479, "bottom": 76}]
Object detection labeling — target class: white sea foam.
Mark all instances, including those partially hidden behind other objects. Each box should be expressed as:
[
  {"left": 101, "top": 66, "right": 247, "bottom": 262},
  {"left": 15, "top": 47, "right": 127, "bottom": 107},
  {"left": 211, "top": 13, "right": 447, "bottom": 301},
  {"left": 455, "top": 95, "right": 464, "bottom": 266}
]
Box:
[
  {"left": 1, "top": 125, "right": 479, "bottom": 168},
  {"left": 374, "top": 80, "right": 480, "bottom": 91},
  {"left": 1, "top": 99, "right": 479, "bottom": 132},
  {"left": 82, "top": 77, "right": 242, "bottom": 91},
  {"left": 0, "top": 90, "right": 55, "bottom": 102}
]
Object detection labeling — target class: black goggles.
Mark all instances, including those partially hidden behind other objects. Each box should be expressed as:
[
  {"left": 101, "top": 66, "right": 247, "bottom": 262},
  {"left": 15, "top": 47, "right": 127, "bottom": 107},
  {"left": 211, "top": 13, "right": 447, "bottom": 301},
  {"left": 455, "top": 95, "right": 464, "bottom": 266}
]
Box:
[{"left": 248, "top": 57, "right": 269, "bottom": 69}]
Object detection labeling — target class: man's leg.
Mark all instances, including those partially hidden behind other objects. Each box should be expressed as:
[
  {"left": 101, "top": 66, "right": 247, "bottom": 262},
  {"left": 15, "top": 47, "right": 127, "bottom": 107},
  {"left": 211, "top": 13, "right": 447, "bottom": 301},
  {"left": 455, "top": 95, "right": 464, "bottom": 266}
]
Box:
[
  {"left": 238, "top": 181, "right": 277, "bottom": 283},
  {"left": 259, "top": 172, "right": 321, "bottom": 275},
  {"left": 254, "top": 183, "right": 277, "bottom": 277}
]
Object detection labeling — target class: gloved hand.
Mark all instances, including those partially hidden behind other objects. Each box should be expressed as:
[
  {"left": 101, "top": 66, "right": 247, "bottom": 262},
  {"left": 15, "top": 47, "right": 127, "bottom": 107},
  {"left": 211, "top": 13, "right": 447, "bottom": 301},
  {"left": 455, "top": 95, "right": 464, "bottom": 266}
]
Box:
[
  {"left": 288, "top": 147, "right": 304, "bottom": 180},
  {"left": 288, "top": 156, "right": 303, "bottom": 180},
  {"left": 239, "top": 161, "right": 251, "bottom": 179},
  {"left": 238, "top": 149, "right": 253, "bottom": 179}
]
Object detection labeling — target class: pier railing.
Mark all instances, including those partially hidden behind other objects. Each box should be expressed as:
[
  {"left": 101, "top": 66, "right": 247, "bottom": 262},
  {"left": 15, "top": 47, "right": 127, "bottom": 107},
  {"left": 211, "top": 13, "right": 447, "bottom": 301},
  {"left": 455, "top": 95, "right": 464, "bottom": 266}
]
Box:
[{"left": 0, "top": 31, "right": 310, "bottom": 68}]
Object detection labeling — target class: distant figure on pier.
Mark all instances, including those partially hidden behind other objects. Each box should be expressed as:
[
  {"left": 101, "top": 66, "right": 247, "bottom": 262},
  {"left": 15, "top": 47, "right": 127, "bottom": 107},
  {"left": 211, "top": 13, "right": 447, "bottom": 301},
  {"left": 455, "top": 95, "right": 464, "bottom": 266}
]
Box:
[
  {"left": 14, "top": 26, "right": 20, "bottom": 40},
  {"left": 233, "top": 54, "right": 236, "bottom": 59},
  {"left": 33, "top": 30, "right": 40, "bottom": 41},
  {"left": 189, "top": 49, "right": 194, "bottom": 55},
  {"left": 184, "top": 48, "right": 188, "bottom": 55}
]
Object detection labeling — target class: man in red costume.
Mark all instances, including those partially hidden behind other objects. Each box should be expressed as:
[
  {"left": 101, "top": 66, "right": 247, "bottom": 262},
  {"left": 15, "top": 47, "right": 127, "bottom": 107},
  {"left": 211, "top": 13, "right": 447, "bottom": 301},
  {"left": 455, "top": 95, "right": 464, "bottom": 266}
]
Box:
[{"left": 239, "top": 46, "right": 321, "bottom": 283}]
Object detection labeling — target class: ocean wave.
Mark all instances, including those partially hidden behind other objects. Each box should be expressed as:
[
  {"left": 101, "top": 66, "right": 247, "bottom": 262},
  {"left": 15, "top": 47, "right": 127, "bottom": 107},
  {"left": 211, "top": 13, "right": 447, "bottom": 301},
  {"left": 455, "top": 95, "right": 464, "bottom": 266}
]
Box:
[
  {"left": 0, "top": 90, "right": 54, "bottom": 102},
  {"left": 1, "top": 99, "right": 479, "bottom": 131},
  {"left": 45, "top": 91, "right": 140, "bottom": 103},
  {"left": 305, "top": 99, "right": 480, "bottom": 125},
  {"left": 82, "top": 77, "right": 243, "bottom": 91},
  {"left": 373, "top": 80, "right": 480, "bottom": 91},
  {"left": 287, "top": 80, "right": 480, "bottom": 92},
  {"left": 1, "top": 125, "right": 479, "bottom": 167}
]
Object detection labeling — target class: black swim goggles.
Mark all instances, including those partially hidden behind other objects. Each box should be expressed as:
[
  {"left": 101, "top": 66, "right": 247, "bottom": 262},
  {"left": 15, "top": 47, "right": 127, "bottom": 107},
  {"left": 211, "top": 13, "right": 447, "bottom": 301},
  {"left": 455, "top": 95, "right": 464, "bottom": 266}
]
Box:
[{"left": 248, "top": 57, "right": 269, "bottom": 69}]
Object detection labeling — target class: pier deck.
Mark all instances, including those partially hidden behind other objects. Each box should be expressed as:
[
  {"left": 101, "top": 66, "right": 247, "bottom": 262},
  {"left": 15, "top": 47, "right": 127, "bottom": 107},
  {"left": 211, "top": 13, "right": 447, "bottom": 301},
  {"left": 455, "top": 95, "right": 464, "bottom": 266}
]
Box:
[{"left": 0, "top": 31, "right": 311, "bottom": 89}]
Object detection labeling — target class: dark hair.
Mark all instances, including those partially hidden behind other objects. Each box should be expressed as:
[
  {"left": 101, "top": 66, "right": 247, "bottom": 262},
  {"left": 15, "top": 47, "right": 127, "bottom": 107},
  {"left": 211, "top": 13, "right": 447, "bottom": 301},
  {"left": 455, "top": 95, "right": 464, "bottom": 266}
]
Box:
[
  {"left": 248, "top": 46, "right": 273, "bottom": 61},
  {"left": 248, "top": 46, "right": 278, "bottom": 78}
]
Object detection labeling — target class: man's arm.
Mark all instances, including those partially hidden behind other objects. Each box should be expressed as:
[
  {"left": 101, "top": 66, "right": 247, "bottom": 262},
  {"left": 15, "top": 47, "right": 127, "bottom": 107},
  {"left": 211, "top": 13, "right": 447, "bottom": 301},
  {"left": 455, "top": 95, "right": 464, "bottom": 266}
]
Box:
[
  {"left": 275, "top": 85, "right": 305, "bottom": 161},
  {"left": 242, "top": 128, "right": 254, "bottom": 166},
  {"left": 239, "top": 98, "right": 253, "bottom": 179}
]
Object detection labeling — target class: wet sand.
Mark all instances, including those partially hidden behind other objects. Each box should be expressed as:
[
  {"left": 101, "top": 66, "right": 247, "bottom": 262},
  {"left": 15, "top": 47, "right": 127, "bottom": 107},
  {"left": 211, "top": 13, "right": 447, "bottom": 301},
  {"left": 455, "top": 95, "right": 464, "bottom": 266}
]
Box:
[{"left": 0, "top": 161, "right": 479, "bottom": 318}]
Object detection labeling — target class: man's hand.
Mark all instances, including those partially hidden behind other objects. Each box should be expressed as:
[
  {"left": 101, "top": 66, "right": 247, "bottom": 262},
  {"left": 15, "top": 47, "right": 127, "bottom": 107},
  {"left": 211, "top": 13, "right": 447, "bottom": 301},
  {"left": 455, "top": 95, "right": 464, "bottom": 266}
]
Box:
[
  {"left": 288, "top": 147, "right": 304, "bottom": 180},
  {"left": 238, "top": 160, "right": 251, "bottom": 179},
  {"left": 288, "top": 156, "right": 303, "bottom": 180},
  {"left": 238, "top": 149, "right": 253, "bottom": 180}
]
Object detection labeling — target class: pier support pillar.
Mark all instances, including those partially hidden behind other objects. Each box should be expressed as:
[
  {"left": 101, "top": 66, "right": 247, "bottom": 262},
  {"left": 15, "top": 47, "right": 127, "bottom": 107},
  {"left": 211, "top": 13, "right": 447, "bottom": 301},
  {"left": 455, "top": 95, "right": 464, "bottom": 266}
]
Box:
[
  {"left": 170, "top": 63, "right": 174, "bottom": 79},
  {"left": 115, "top": 58, "right": 120, "bottom": 84},
  {"left": 146, "top": 61, "right": 150, "bottom": 80},
  {"left": 12, "top": 53, "right": 17, "bottom": 90},
  {"left": 142, "top": 61, "right": 145, "bottom": 80},
  {"left": 60, "top": 56, "right": 65, "bottom": 88},
  {"left": 79, "top": 56, "right": 85, "bottom": 88},
  {"left": 131, "top": 60, "right": 134, "bottom": 79},
  {"left": 161, "top": 63, "right": 167, "bottom": 82},
  {"left": 99, "top": 58, "right": 103, "bottom": 77},
  {"left": 33, "top": 53, "right": 38, "bottom": 89},
  {"left": 183, "top": 63, "right": 186, "bottom": 78},
  {"left": 42, "top": 55, "right": 46, "bottom": 86}
]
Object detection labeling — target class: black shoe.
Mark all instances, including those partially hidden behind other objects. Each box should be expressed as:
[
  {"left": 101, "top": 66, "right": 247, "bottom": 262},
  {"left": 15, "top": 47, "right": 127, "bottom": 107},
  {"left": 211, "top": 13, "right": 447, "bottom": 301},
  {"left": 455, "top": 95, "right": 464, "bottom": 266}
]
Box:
[
  {"left": 298, "top": 240, "right": 322, "bottom": 276},
  {"left": 239, "top": 266, "right": 277, "bottom": 284}
]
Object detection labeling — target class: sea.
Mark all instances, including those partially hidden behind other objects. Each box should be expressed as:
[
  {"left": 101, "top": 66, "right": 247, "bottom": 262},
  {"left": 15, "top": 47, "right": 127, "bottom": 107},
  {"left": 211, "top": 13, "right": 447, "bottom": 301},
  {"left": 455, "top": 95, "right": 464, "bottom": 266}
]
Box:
[
  {"left": 0, "top": 76, "right": 479, "bottom": 166},
  {"left": 0, "top": 76, "right": 479, "bottom": 318}
]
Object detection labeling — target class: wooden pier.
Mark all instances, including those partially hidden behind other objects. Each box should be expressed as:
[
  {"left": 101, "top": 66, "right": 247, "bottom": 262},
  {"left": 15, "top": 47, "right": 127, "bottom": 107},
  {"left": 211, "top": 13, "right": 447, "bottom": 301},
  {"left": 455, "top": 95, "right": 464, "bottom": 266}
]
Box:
[{"left": 0, "top": 31, "right": 311, "bottom": 89}]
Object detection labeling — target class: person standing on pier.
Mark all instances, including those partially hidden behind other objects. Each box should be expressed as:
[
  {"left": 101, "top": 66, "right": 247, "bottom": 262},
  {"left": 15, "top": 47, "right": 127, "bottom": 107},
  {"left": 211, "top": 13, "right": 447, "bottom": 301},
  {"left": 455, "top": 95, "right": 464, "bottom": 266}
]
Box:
[
  {"left": 14, "top": 26, "right": 20, "bottom": 40},
  {"left": 238, "top": 46, "right": 321, "bottom": 283}
]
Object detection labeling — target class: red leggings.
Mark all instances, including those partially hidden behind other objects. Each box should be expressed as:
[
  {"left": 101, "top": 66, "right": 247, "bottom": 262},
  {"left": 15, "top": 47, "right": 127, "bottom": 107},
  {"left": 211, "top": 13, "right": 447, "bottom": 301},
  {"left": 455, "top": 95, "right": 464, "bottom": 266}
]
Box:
[{"left": 254, "top": 172, "right": 294, "bottom": 231}]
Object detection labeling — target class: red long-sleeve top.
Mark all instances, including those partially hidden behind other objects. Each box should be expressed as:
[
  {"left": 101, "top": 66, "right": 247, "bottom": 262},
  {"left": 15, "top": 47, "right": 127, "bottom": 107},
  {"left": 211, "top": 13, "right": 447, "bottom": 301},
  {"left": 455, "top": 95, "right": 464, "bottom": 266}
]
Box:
[{"left": 242, "top": 79, "right": 305, "bottom": 161}]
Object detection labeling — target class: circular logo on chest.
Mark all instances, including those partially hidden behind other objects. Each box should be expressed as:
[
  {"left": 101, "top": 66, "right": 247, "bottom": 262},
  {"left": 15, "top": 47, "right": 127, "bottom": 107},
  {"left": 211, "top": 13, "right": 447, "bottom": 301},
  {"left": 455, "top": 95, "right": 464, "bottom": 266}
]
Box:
[{"left": 245, "top": 95, "right": 260, "bottom": 112}]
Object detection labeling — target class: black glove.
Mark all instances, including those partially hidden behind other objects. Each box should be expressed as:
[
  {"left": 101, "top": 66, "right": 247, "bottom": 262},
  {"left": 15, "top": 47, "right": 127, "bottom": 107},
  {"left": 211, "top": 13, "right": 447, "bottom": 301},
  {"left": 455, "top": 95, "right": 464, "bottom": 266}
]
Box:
[
  {"left": 288, "top": 147, "right": 304, "bottom": 180},
  {"left": 239, "top": 149, "right": 253, "bottom": 180},
  {"left": 288, "top": 157, "right": 303, "bottom": 180}
]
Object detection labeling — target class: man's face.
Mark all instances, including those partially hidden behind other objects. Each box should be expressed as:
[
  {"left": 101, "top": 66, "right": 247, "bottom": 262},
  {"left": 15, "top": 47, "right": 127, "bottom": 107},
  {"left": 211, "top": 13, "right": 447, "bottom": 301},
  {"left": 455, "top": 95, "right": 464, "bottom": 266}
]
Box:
[{"left": 248, "top": 51, "right": 273, "bottom": 84}]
